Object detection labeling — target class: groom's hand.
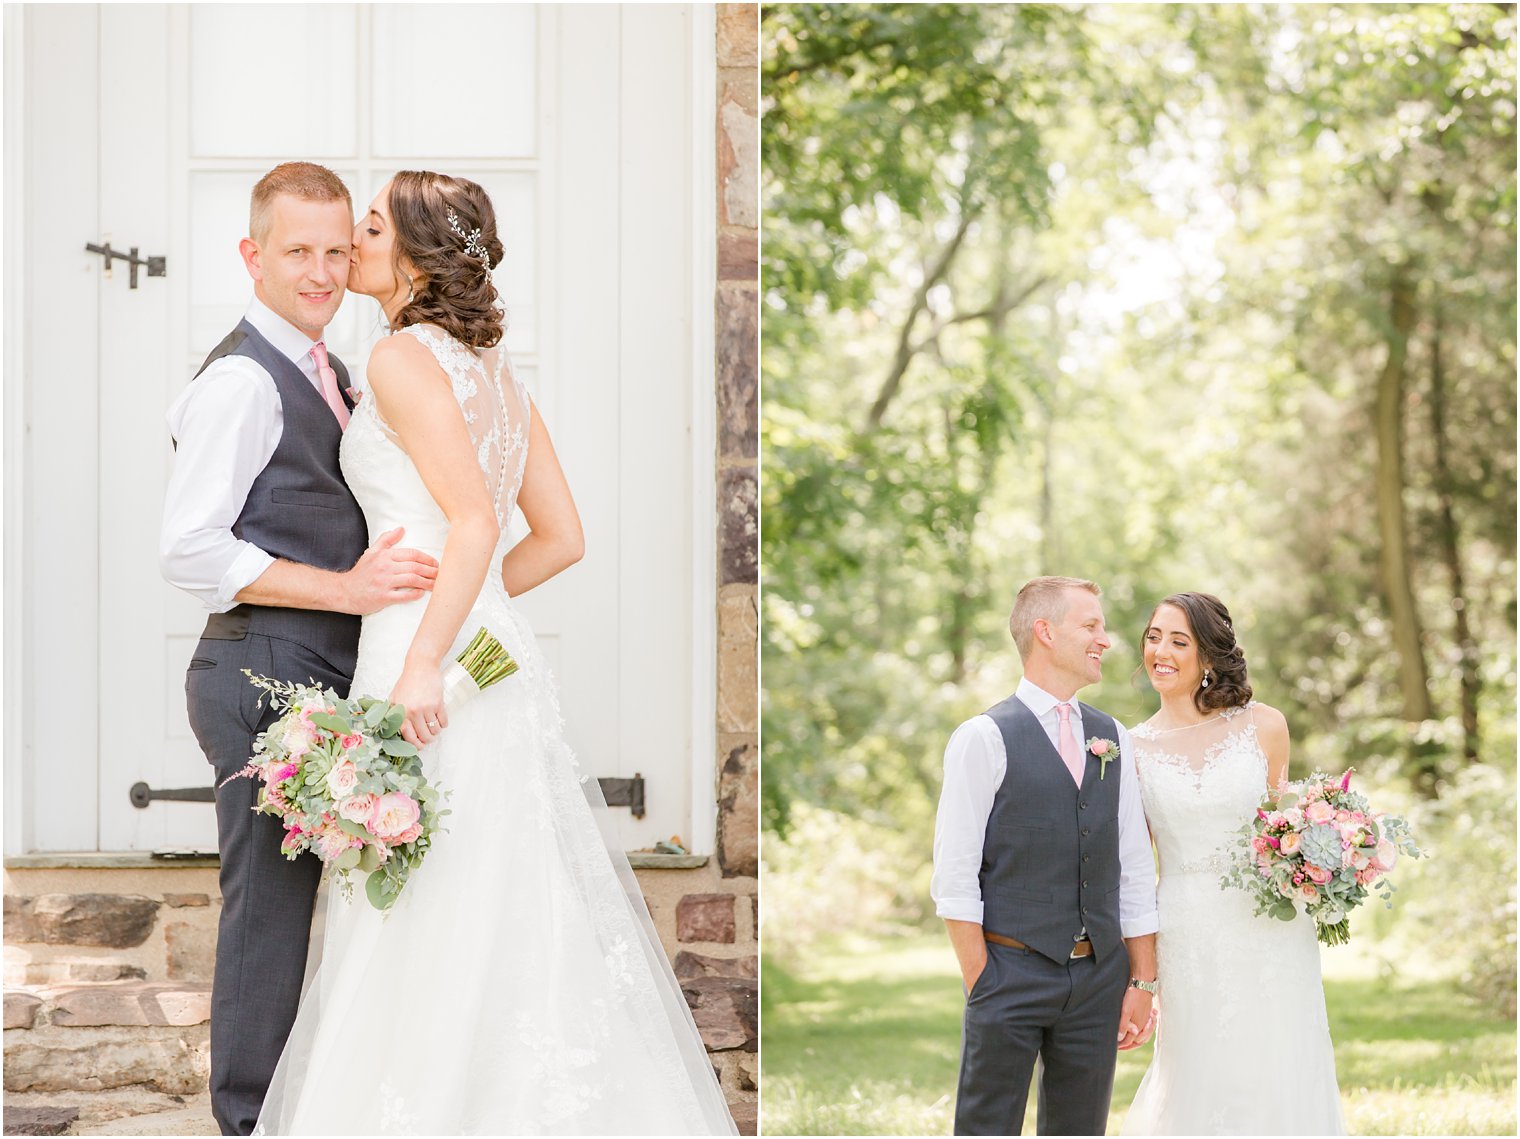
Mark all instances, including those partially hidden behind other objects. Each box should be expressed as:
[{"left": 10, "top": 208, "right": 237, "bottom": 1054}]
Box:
[{"left": 344, "top": 527, "right": 439, "bottom": 614}]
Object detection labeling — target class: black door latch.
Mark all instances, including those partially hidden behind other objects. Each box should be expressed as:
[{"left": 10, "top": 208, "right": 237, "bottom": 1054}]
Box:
[{"left": 86, "top": 242, "right": 166, "bottom": 289}]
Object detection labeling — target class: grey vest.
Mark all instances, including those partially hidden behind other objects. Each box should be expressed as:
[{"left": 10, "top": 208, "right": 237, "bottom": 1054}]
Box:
[
  {"left": 980, "top": 695, "right": 1124, "bottom": 964},
  {"left": 193, "top": 319, "right": 367, "bottom": 677}
]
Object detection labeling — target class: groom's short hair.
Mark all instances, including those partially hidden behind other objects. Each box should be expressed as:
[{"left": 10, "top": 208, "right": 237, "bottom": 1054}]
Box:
[
  {"left": 1009, "top": 576, "right": 1101, "bottom": 660},
  {"left": 249, "top": 162, "right": 352, "bottom": 244}
]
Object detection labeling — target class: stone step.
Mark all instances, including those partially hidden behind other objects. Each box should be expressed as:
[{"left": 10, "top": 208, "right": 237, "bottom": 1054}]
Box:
[
  {"left": 4, "top": 957, "right": 147, "bottom": 988},
  {"left": 4, "top": 1089, "right": 211, "bottom": 1136},
  {"left": 5, "top": 982, "right": 212, "bottom": 1096}
]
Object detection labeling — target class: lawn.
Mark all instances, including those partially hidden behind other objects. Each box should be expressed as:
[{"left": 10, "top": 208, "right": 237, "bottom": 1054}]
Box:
[{"left": 760, "top": 933, "right": 1516, "bottom": 1136}]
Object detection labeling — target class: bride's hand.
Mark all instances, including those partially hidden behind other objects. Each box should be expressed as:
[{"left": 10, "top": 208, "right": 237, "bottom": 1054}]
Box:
[{"left": 390, "top": 663, "right": 447, "bottom": 749}]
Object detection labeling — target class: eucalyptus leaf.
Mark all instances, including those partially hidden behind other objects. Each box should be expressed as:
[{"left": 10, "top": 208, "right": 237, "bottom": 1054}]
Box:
[{"left": 381, "top": 737, "right": 419, "bottom": 759}]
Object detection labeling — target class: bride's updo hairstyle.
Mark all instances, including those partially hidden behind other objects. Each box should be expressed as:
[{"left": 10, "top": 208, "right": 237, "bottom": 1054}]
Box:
[
  {"left": 387, "top": 170, "right": 506, "bottom": 350},
  {"left": 1152, "top": 591, "right": 1253, "bottom": 713}
]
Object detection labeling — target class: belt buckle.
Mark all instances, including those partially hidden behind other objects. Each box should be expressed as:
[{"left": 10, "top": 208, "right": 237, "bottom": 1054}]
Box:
[{"left": 1069, "top": 936, "right": 1091, "bottom": 960}]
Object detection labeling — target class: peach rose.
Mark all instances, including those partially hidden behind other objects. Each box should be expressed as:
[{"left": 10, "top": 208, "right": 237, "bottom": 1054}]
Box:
[
  {"left": 1278, "top": 832, "right": 1302, "bottom": 856},
  {"left": 338, "top": 793, "right": 377, "bottom": 825},
  {"left": 281, "top": 716, "right": 318, "bottom": 758},
  {"left": 369, "top": 792, "right": 421, "bottom": 841},
  {"left": 316, "top": 826, "right": 355, "bottom": 863},
  {"left": 324, "top": 759, "right": 359, "bottom": 799},
  {"left": 1305, "top": 864, "right": 1333, "bottom": 885},
  {"left": 1300, "top": 882, "right": 1319, "bottom": 901}
]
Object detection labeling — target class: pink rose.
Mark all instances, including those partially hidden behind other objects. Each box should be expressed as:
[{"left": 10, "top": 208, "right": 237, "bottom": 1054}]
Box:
[
  {"left": 394, "top": 822, "right": 423, "bottom": 846},
  {"left": 1374, "top": 839, "right": 1398, "bottom": 872},
  {"left": 368, "top": 792, "right": 421, "bottom": 841},
  {"left": 1356, "top": 866, "right": 1379, "bottom": 886},
  {"left": 324, "top": 759, "right": 359, "bottom": 798},
  {"left": 1300, "top": 883, "right": 1319, "bottom": 902},
  {"left": 1305, "top": 800, "right": 1335, "bottom": 825},
  {"left": 338, "top": 793, "right": 377, "bottom": 825},
  {"left": 1278, "top": 832, "right": 1302, "bottom": 856},
  {"left": 1305, "top": 864, "right": 1332, "bottom": 885},
  {"left": 341, "top": 733, "right": 364, "bottom": 750},
  {"left": 1335, "top": 810, "right": 1351, "bottom": 823}
]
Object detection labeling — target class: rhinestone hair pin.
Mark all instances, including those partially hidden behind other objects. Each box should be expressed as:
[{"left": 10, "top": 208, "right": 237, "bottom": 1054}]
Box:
[{"left": 446, "top": 207, "right": 492, "bottom": 273}]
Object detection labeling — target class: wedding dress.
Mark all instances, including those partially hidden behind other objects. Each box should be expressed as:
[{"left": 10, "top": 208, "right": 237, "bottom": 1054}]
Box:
[
  {"left": 1122, "top": 703, "right": 1344, "bottom": 1136},
  {"left": 255, "top": 324, "right": 737, "bottom": 1135}
]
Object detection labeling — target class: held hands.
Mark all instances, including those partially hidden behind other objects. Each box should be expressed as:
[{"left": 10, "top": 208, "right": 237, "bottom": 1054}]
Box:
[
  {"left": 344, "top": 527, "right": 439, "bottom": 615},
  {"left": 390, "top": 661, "right": 447, "bottom": 750},
  {"left": 1116, "top": 987, "right": 1157, "bottom": 1051}
]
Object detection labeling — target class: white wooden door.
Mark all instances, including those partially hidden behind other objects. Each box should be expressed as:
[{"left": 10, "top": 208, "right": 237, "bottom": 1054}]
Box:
[{"left": 10, "top": 4, "right": 713, "bottom": 856}]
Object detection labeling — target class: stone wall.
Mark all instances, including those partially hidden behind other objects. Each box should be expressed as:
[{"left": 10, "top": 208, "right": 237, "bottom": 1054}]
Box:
[{"left": 710, "top": 5, "right": 760, "bottom": 1131}]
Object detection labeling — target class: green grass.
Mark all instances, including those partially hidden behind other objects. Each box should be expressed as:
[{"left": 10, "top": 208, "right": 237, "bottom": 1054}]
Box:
[{"left": 761, "top": 933, "right": 1516, "bottom": 1136}]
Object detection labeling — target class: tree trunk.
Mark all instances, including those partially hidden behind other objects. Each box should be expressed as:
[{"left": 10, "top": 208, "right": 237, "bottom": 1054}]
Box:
[
  {"left": 1374, "top": 273, "right": 1432, "bottom": 722},
  {"left": 1428, "top": 304, "right": 1481, "bottom": 760}
]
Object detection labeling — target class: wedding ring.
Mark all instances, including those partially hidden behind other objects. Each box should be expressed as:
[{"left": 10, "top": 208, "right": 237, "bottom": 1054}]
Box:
[{"left": 425, "top": 719, "right": 439, "bottom": 729}]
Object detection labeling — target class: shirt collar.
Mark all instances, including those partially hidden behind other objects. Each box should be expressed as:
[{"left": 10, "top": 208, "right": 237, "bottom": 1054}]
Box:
[
  {"left": 1016, "top": 677, "right": 1082, "bottom": 719},
  {"left": 244, "top": 296, "right": 322, "bottom": 368}
]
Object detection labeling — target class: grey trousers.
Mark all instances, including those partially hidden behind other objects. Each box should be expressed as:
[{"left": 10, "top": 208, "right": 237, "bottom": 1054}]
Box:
[
  {"left": 954, "top": 940, "right": 1130, "bottom": 1136},
  {"left": 185, "top": 632, "right": 350, "bottom": 1137}
]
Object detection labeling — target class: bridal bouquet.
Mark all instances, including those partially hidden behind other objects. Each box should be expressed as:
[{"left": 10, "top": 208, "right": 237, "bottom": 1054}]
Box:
[
  {"left": 1221, "top": 769, "right": 1423, "bottom": 946},
  {"left": 227, "top": 627, "right": 519, "bottom": 911}
]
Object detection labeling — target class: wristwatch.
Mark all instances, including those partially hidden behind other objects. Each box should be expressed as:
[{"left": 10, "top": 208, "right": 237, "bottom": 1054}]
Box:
[{"left": 1128, "top": 977, "right": 1158, "bottom": 995}]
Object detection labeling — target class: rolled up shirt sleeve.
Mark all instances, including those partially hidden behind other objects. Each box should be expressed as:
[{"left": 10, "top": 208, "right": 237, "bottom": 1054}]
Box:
[
  {"left": 931, "top": 716, "right": 1005, "bottom": 925},
  {"left": 159, "top": 359, "right": 281, "bottom": 611},
  {"left": 1116, "top": 722, "right": 1161, "bottom": 937}
]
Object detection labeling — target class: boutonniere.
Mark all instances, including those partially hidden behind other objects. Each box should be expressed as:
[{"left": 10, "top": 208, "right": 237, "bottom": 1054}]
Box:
[{"left": 1087, "top": 737, "right": 1119, "bottom": 780}]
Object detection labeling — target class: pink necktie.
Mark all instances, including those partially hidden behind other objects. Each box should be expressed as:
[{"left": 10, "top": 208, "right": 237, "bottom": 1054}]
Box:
[
  {"left": 310, "top": 341, "right": 350, "bottom": 430},
  {"left": 1056, "top": 703, "right": 1084, "bottom": 786}
]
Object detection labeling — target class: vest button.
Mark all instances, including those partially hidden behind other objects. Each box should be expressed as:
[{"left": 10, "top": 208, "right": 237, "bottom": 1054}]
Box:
[
  {"left": 1082, "top": 880, "right": 1090, "bottom": 889},
  {"left": 1081, "top": 827, "right": 1091, "bottom": 836},
  {"left": 1083, "top": 853, "right": 1090, "bottom": 862},
  {"left": 1079, "top": 801, "right": 1088, "bottom": 809}
]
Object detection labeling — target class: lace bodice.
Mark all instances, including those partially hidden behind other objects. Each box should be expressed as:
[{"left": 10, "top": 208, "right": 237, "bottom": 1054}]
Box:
[
  {"left": 1131, "top": 703, "right": 1267, "bottom": 878},
  {"left": 341, "top": 324, "right": 530, "bottom": 560}
]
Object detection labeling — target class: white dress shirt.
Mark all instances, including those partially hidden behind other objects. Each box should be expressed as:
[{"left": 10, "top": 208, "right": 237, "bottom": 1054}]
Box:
[
  {"left": 930, "top": 677, "right": 1160, "bottom": 938},
  {"left": 159, "top": 297, "right": 333, "bottom": 611}
]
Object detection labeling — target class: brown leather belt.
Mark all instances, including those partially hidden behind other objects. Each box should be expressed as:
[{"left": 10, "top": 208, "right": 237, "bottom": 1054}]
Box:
[{"left": 985, "top": 931, "right": 1093, "bottom": 959}]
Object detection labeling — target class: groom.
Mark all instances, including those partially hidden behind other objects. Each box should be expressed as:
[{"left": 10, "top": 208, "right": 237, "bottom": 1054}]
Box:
[
  {"left": 160, "top": 162, "right": 439, "bottom": 1136},
  {"left": 931, "top": 576, "right": 1159, "bottom": 1135}
]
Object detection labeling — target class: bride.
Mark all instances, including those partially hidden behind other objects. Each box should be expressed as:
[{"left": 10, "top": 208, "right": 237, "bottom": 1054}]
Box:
[
  {"left": 255, "top": 171, "right": 737, "bottom": 1135},
  {"left": 1122, "top": 592, "right": 1344, "bottom": 1136}
]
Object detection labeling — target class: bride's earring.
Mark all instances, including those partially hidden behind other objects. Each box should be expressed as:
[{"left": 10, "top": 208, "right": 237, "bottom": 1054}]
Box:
[{"left": 1201, "top": 668, "right": 1211, "bottom": 689}]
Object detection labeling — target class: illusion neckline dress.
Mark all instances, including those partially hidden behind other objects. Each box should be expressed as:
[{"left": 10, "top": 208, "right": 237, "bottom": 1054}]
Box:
[{"left": 1121, "top": 703, "right": 1345, "bottom": 1136}]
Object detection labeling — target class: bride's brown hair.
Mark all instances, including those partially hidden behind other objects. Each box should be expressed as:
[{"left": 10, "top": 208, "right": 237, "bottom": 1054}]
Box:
[
  {"left": 1149, "top": 591, "right": 1253, "bottom": 713},
  {"left": 387, "top": 171, "right": 506, "bottom": 350}
]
